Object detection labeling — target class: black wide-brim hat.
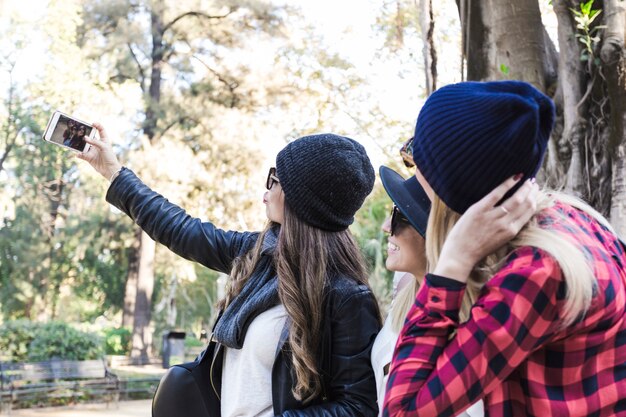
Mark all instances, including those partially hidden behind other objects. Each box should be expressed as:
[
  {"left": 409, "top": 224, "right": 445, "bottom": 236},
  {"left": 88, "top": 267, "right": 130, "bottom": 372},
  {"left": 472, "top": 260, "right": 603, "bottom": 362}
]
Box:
[{"left": 379, "top": 165, "right": 431, "bottom": 237}]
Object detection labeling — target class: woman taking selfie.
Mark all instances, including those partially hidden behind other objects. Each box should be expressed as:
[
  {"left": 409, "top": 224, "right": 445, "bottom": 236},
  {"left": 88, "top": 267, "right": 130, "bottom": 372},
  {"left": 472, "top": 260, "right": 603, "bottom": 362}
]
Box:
[
  {"left": 383, "top": 81, "right": 626, "bottom": 416},
  {"left": 371, "top": 163, "right": 483, "bottom": 417},
  {"left": 79, "top": 127, "right": 381, "bottom": 417}
]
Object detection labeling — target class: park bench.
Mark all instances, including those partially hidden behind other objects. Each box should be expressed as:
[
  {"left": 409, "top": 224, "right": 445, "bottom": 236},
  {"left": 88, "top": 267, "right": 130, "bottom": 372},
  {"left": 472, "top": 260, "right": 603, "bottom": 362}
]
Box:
[{"left": 0, "top": 359, "right": 119, "bottom": 414}]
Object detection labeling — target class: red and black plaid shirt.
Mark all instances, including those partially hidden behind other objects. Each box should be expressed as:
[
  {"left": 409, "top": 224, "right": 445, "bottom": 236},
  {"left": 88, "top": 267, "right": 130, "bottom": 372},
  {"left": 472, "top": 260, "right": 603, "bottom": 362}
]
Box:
[{"left": 383, "top": 202, "right": 626, "bottom": 416}]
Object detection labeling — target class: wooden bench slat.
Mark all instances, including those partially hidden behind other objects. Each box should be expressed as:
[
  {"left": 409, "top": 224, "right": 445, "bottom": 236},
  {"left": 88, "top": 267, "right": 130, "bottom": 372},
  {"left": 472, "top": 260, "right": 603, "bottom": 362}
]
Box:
[{"left": 0, "top": 359, "right": 119, "bottom": 414}]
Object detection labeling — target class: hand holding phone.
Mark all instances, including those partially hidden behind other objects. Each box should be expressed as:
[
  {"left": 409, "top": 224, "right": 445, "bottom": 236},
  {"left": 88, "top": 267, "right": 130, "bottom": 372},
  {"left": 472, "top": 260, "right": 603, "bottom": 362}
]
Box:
[
  {"left": 42, "top": 111, "right": 94, "bottom": 153},
  {"left": 76, "top": 123, "right": 123, "bottom": 182}
]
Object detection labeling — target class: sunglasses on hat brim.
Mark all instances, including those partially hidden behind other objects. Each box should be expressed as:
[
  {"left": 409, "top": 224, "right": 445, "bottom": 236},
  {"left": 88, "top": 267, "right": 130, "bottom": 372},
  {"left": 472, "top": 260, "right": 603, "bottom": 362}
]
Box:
[{"left": 399, "top": 136, "right": 415, "bottom": 168}]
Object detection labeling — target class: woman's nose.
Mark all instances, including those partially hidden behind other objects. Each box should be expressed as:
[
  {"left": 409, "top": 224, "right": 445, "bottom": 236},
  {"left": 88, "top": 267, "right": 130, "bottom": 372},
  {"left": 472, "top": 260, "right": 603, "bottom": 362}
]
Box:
[{"left": 382, "top": 216, "right": 392, "bottom": 233}]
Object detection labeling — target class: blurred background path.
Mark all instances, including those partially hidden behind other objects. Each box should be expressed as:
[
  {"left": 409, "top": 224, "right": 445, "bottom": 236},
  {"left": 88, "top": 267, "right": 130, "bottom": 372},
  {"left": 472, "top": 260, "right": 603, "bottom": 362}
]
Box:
[{"left": 11, "top": 400, "right": 151, "bottom": 417}]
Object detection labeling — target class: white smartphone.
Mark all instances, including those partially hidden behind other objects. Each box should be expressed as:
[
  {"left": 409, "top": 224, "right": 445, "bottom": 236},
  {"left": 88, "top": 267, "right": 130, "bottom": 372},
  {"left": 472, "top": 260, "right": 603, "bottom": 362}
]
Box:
[{"left": 42, "top": 110, "right": 94, "bottom": 153}]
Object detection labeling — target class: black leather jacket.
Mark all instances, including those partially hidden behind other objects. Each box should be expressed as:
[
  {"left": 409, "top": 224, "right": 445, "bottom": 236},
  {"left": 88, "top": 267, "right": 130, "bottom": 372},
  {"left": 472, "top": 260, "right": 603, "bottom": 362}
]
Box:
[{"left": 107, "top": 168, "right": 381, "bottom": 417}]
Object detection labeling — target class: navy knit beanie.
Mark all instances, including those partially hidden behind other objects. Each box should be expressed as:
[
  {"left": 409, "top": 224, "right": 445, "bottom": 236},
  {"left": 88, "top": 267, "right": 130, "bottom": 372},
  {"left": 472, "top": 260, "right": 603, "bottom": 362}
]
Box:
[
  {"left": 276, "top": 134, "right": 375, "bottom": 231},
  {"left": 411, "top": 80, "right": 555, "bottom": 214}
]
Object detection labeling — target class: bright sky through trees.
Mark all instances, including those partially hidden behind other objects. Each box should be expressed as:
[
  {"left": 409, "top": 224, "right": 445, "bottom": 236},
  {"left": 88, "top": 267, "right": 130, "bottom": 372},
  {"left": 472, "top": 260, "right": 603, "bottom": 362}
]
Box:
[{"left": 0, "top": 0, "right": 466, "bottom": 170}]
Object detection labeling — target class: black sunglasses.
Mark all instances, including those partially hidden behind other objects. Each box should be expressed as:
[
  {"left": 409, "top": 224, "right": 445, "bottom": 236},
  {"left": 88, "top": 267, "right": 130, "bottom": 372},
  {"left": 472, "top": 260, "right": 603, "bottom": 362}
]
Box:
[
  {"left": 390, "top": 205, "right": 411, "bottom": 236},
  {"left": 266, "top": 167, "right": 280, "bottom": 190},
  {"left": 399, "top": 136, "right": 415, "bottom": 168}
]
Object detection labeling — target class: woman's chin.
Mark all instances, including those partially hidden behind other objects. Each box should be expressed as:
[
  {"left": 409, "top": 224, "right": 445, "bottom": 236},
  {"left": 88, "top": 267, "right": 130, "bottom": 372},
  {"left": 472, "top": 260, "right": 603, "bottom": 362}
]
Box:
[{"left": 385, "top": 258, "right": 401, "bottom": 272}]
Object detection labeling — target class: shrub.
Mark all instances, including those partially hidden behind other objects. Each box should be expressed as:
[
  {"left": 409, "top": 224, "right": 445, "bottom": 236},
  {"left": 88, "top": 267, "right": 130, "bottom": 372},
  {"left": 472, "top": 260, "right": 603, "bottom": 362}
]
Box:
[
  {"left": 0, "top": 320, "right": 37, "bottom": 361},
  {"left": 27, "top": 322, "right": 103, "bottom": 361},
  {"left": 184, "top": 335, "right": 205, "bottom": 349},
  {"left": 103, "top": 327, "right": 131, "bottom": 355},
  {"left": 0, "top": 321, "right": 103, "bottom": 362}
]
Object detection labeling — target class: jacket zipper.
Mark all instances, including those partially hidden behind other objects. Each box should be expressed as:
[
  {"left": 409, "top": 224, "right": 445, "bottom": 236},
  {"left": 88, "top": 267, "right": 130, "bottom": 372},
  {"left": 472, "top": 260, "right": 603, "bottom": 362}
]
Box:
[{"left": 209, "top": 341, "right": 222, "bottom": 401}]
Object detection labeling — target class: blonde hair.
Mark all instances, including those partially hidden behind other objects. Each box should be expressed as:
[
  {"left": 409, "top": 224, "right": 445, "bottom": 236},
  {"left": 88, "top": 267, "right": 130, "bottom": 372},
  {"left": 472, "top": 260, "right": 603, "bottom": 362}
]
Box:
[
  {"left": 389, "top": 252, "right": 479, "bottom": 333},
  {"left": 425, "top": 190, "right": 612, "bottom": 327},
  {"left": 390, "top": 277, "right": 420, "bottom": 332}
]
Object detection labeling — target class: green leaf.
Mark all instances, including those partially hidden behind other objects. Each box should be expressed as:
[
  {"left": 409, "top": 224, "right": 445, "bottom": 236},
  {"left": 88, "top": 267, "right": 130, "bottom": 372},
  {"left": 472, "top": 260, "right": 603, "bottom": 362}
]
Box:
[
  {"left": 500, "top": 64, "right": 510, "bottom": 74},
  {"left": 588, "top": 9, "right": 602, "bottom": 24}
]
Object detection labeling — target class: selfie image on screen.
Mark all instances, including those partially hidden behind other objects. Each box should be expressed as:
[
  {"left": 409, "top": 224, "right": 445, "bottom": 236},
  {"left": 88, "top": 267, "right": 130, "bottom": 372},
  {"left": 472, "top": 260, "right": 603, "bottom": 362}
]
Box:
[{"left": 49, "top": 115, "right": 92, "bottom": 151}]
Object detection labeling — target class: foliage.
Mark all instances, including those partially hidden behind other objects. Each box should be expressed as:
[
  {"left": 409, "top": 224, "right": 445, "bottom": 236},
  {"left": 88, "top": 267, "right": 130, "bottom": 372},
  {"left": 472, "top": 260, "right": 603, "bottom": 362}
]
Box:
[
  {"left": 28, "top": 322, "right": 103, "bottom": 361},
  {"left": 352, "top": 182, "right": 397, "bottom": 308},
  {"left": 151, "top": 261, "right": 220, "bottom": 342},
  {"left": 0, "top": 321, "right": 103, "bottom": 361},
  {"left": 103, "top": 327, "right": 132, "bottom": 355},
  {"left": 0, "top": 319, "right": 37, "bottom": 361},
  {"left": 0, "top": 0, "right": 421, "bottom": 354},
  {"left": 374, "top": 0, "right": 420, "bottom": 53},
  {"left": 0, "top": 0, "right": 134, "bottom": 322},
  {"left": 184, "top": 335, "right": 205, "bottom": 349},
  {"left": 570, "top": 0, "right": 605, "bottom": 63}
]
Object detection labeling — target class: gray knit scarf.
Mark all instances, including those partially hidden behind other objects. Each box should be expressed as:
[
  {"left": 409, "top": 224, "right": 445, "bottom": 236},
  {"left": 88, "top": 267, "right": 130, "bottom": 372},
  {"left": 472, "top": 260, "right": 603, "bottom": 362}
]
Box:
[{"left": 213, "top": 227, "right": 280, "bottom": 349}]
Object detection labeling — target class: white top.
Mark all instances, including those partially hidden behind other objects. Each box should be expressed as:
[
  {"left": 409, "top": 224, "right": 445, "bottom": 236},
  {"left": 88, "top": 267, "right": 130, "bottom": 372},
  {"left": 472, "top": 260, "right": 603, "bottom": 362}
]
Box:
[
  {"left": 371, "top": 309, "right": 484, "bottom": 417},
  {"left": 221, "top": 304, "right": 287, "bottom": 417}
]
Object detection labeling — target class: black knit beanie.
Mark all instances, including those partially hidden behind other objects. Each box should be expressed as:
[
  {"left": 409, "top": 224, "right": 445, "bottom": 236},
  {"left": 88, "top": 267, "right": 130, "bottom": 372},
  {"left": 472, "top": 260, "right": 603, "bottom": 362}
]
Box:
[
  {"left": 275, "top": 134, "right": 375, "bottom": 231},
  {"left": 411, "top": 80, "right": 555, "bottom": 214}
]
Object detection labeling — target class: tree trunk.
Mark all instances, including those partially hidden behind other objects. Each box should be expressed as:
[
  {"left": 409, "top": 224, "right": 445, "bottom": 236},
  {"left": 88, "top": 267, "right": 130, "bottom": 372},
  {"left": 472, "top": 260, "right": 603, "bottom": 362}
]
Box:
[
  {"left": 456, "top": 0, "right": 557, "bottom": 87},
  {"left": 125, "top": 4, "right": 165, "bottom": 362},
  {"left": 485, "top": 0, "right": 548, "bottom": 88},
  {"left": 122, "top": 228, "right": 141, "bottom": 328},
  {"left": 418, "top": 0, "right": 437, "bottom": 94},
  {"left": 454, "top": 0, "right": 624, "bottom": 236},
  {"left": 143, "top": 6, "right": 164, "bottom": 141},
  {"left": 456, "top": 0, "right": 489, "bottom": 80},
  {"left": 130, "top": 231, "right": 156, "bottom": 365},
  {"left": 553, "top": 0, "right": 588, "bottom": 195},
  {"left": 603, "top": 0, "right": 626, "bottom": 236}
]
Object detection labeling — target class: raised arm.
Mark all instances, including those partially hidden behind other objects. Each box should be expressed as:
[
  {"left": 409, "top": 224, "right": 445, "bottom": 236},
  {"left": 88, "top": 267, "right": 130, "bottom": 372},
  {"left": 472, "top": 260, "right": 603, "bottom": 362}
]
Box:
[
  {"left": 78, "top": 123, "right": 255, "bottom": 273},
  {"left": 383, "top": 249, "right": 563, "bottom": 416}
]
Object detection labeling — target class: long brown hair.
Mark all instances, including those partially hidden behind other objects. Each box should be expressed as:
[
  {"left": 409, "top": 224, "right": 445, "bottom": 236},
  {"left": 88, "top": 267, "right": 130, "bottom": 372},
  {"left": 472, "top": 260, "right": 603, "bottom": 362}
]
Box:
[{"left": 219, "top": 202, "right": 379, "bottom": 403}]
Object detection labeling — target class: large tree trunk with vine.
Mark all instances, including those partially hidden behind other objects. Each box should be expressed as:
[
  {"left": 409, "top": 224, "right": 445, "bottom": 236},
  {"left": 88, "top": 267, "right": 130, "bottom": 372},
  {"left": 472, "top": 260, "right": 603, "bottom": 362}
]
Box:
[
  {"left": 456, "top": 0, "right": 558, "bottom": 88},
  {"left": 603, "top": 0, "right": 626, "bottom": 236},
  {"left": 552, "top": 0, "right": 587, "bottom": 194},
  {"left": 550, "top": 0, "right": 624, "bottom": 224},
  {"left": 455, "top": 0, "right": 626, "bottom": 232}
]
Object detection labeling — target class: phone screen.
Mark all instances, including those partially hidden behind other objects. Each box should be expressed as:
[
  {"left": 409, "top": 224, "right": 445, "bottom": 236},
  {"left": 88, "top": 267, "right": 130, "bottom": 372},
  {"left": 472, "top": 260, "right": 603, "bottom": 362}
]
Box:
[{"left": 48, "top": 114, "right": 92, "bottom": 152}]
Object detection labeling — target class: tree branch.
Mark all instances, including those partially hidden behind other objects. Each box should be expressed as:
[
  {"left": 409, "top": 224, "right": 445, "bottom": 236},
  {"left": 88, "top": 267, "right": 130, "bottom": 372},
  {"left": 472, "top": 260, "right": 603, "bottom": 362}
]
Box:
[
  {"left": 157, "top": 116, "right": 201, "bottom": 141},
  {"left": 127, "top": 43, "right": 147, "bottom": 93},
  {"left": 0, "top": 136, "right": 17, "bottom": 173},
  {"left": 1, "top": 68, "right": 17, "bottom": 175},
  {"left": 163, "top": 10, "right": 235, "bottom": 34},
  {"left": 191, "top": 55, "right": 240, "bottom": 106}
]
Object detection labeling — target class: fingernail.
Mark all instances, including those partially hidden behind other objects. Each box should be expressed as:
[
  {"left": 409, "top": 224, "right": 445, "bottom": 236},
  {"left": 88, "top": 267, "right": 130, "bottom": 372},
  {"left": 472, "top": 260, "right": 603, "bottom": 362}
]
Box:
[{"left": 514, "top": 173, "right": 523, "bottom": 181}]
